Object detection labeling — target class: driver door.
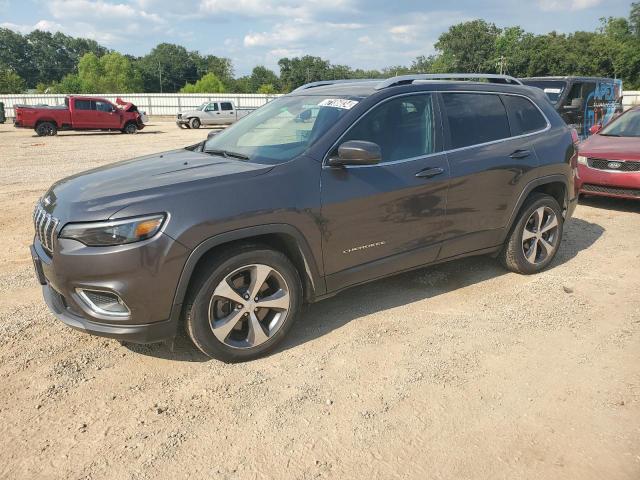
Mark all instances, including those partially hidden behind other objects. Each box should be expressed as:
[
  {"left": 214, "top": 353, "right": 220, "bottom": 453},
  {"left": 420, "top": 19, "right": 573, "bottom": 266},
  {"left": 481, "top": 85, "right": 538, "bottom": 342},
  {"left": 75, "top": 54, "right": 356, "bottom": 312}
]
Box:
[
  {"left": 320, "top": 93, "right": 449, "bottom": 292},
  {"left": 203, "top": 102, "right": 221, "bottom": 125}
]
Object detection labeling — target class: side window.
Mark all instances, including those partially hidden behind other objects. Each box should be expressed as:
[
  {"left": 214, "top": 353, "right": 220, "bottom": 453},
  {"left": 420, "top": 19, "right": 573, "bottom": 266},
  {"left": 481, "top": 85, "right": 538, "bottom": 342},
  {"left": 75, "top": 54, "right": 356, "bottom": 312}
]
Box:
[
  {"left": 221, "top": 102, "right": 233, "bottom": 111},
  {"left": 335, "top": 94, "right": 438, "bottom": 163},
  {"left": 205, "top": 103, "right": 218, "bottom": 112},
  {"left": 502, "top": 95, "right": 547, "bottom": 135},
  {"left": 95, "top": 101, "right": 113, "bottom": 113},
  {"left": 442, "top": 93, "right": 510, "bottom": 149},
  {"left": 75, "top": 99, "right": 92, "bottom": 110}
]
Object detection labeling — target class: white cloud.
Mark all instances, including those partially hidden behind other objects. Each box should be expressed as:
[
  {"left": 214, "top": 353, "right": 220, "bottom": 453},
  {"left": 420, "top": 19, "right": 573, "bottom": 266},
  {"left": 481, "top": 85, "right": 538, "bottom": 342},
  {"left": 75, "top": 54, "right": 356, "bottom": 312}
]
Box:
[
  {"left": 0, "top": 20, "right": 64, "bottom": 34},
  {"left": 537, "top": 0, "right": 601, "bottom": 11},
  {"left": 199, "top": 0, "right": 353, "bottom": 19}
]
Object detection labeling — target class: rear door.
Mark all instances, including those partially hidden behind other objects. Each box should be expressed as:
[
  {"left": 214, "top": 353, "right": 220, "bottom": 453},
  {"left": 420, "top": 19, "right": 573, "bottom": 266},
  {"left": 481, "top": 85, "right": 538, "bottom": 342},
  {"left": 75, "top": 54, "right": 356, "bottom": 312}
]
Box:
[
  {"left": 437, "top": 92, "right": 543, "bottom": 259},
  {"left": 94, "top": 100, "right": 121, "bottom": 129},
  {"left": 320, "top": 93, "right": 450, "bottom": 291},
  {"left": 71, "top": 99, "right": 95, "bottom": 129},
  {"left": 220, "top": 102, "right": 236, "bottom": 124}
]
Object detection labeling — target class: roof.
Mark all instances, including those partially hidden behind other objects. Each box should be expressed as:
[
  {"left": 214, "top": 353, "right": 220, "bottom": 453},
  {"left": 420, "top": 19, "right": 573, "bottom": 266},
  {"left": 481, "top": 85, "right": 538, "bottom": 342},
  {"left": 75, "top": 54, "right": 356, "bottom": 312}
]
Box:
[
  {"left": 289, "top": 74, "right": 528, "bottom": 98},
  {"left": 521, "top": 76, "right": 618, "bottom": 83}
]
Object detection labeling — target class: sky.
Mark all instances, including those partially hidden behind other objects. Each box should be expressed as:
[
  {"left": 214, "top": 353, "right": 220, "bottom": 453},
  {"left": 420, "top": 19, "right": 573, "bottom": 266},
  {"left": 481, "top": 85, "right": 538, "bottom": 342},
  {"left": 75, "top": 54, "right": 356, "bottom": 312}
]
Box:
[{"left": 0, "top": 0, "right": 634, "bottom": 75}]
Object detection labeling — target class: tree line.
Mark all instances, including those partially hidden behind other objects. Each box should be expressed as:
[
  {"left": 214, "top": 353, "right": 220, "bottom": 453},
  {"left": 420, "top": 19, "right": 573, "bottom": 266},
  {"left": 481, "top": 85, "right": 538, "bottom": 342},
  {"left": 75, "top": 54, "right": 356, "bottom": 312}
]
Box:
[{"left": 1, "top": 3, "right": 638, "bottom": 95}]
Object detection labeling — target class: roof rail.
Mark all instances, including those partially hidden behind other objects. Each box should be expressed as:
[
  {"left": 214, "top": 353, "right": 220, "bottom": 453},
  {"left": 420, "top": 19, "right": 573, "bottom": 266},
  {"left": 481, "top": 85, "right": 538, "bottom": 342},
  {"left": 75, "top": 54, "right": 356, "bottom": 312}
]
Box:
[
  {"left": 375, "top": 73, "right": 523, "bottom": 90},
  {"left": 292, "top": 79, "right": 375, "bottom": 92}
]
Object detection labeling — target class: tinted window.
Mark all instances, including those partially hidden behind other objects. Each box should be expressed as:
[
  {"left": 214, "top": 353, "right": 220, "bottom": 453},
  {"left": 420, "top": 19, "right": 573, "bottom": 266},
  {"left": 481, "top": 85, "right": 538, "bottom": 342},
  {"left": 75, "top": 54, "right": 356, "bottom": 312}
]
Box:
[
  {"left": 221, "top": 102, "right": 233, "bottom": 111},
  {"left": 95, "top": 101, "right": 113, "bottom": 113},
  {"left": 75, "top": 99, "right": 92, "bottom": 110},
  {"left": 337, "top": 94, "right": 437, "bottom": 163},
  {"left": 442, "top": 93, "right": 510, "bottom": 149},
  {"left": 502, "top": 95, "right": 547, "bottom": 135}
]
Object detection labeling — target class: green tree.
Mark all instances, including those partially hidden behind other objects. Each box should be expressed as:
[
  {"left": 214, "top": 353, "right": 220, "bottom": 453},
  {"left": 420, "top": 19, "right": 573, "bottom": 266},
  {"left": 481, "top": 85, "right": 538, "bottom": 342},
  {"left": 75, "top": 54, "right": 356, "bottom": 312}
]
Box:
[
  {"left": 434, "top": 20, "right": 502, "bottom": 73},
  {"left": 180, "top": 72, "right": 225, "bottom": 93},
  {"left": 99, "top": 52, "right": 143, "bottom": 92},
  {"left": 278, "top": 56, "right": 331, "bottom": 91},
  {"left": 249, "top": 66, "right": 279, "bottom": 92},
  {"left": 139, "top": 43, "right": 198, "bottom": 92},
  {"left": 0, "top": 67, "right": 26, "bottom": 93},
  {"left": 257, "top": 83, "right": 277, "bottom": 94}
]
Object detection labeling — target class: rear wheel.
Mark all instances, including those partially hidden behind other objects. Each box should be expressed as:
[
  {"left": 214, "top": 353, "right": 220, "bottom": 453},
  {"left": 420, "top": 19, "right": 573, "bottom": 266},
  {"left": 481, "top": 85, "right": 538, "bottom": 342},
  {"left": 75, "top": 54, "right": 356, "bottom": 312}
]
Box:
[
  {"left": 500, "top": 193, "right": 563, "bottom": 274},
  {"left": 36, "top": 122, "right": 57, "bottom": 137},
  {"left": 184, "top": 246, "right": 302, "bottom": 362},
  {"left": 122, "top": 122, "right": 137, "bottom": 134},
  {"left": 189, "top": 117, "right": 201, "bottom": 129}
]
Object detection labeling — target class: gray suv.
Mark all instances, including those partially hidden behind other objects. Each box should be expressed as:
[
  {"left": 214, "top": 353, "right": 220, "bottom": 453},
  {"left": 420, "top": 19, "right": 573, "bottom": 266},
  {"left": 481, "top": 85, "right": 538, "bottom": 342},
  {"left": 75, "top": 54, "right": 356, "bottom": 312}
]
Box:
[{"left": 31, "top": 74, "right": 579, "bottom": 362}]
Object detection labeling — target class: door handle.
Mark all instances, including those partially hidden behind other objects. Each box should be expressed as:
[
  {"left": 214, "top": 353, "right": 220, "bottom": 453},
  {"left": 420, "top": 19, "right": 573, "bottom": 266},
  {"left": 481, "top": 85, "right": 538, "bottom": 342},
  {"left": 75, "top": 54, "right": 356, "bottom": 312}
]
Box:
[
  {"left": 510, "top": 149, "right": 531, "bottom": 159},
  {"left": 415, "top": 167, "right": 444, "bottom": 179}
]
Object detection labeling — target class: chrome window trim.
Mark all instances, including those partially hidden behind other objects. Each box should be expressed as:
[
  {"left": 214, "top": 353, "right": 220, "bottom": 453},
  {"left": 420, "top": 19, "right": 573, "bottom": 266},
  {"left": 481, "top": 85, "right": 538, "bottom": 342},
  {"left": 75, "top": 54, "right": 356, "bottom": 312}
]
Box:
[{"left": 322, "top": 90, "right": 551, "bottom": 170}]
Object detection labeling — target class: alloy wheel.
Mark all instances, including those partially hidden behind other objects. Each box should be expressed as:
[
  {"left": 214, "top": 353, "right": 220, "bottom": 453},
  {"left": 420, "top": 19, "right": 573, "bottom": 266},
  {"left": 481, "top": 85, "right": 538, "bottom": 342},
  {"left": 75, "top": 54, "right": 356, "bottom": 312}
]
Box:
[
  {"left": 207, "top": 264, "right": 290, "bottom": 349},
  {"left": 521, "top": 206, "right": 559, "bottom": 265}
]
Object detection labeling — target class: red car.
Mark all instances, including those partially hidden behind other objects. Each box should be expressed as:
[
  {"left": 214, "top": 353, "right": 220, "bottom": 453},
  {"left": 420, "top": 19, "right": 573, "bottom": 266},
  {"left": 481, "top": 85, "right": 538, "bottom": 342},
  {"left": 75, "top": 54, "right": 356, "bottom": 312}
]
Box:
[
  {"left": 14, "top": 96, "right": 145, "bottom": 137},
  {"left": 577, "top": 106, "right": 640, "bottom": 200}
]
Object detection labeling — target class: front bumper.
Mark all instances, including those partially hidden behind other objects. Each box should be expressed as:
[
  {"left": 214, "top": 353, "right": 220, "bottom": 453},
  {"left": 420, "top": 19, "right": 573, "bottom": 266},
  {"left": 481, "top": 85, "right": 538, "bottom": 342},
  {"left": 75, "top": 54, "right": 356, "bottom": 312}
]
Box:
[
  {"left": 577, "top": 164, "right": 640, "bottom": 200},
  {"left": 31, "top": 231, "right": 190, "bottom": 343}
]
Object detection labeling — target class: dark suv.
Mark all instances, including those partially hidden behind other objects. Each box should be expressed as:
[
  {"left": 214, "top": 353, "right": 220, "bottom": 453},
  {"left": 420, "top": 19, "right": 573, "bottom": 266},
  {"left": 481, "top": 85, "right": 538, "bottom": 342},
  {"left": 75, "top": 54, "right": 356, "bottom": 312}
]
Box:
[{"left": 31, "top": 74, "right": 578, "bottom": 362}]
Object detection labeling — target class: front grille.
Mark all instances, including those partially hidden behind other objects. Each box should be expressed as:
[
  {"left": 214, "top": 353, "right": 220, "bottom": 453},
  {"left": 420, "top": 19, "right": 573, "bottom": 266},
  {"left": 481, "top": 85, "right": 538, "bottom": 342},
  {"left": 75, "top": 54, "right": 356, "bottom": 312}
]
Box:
[
  {"left": 177, "top": 113, "right": 182, "bottom": 119},
  {"left": 33, "top": 203, "right": 59, "bottom": 255},
  {"left": 582, "top": 184, "right": 640, "bottom": 198},
  {"left": 588, "top": 158, "right": 640, "bottom": 172}
]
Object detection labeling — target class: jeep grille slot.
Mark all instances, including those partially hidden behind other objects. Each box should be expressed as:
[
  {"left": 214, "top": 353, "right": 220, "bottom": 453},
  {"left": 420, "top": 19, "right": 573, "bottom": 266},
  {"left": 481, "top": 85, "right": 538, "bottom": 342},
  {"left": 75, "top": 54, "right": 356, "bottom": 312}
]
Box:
[{"left": 33, "top": 204, "right": 59, "bottom": 255}]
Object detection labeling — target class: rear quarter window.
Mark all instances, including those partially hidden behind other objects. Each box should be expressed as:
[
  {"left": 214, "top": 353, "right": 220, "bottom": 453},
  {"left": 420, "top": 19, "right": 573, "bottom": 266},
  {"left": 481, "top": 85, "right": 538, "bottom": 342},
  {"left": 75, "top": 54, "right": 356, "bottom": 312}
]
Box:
[
  {"left": 442, "top": 93, "right": 510, "bottom": 149},
  {"left": 502, "top": 95, "right": 547, "bottom": 135},
  {"left": 74, "top": 100, "right": 92, "bottom": 110}
]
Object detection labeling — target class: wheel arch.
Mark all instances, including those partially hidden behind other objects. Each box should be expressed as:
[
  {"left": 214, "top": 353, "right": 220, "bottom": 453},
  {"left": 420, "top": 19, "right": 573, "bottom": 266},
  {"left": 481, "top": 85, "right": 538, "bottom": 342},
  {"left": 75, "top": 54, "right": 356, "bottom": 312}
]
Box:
[
  {"left": 35, "top": 117, "right": 59, "bottom": 127},
  {"left": 173, "top": 225, "right": 325, "bottom": 310},
  {"left": 501, "top": 175, "right": 568, "bottom": 243}
]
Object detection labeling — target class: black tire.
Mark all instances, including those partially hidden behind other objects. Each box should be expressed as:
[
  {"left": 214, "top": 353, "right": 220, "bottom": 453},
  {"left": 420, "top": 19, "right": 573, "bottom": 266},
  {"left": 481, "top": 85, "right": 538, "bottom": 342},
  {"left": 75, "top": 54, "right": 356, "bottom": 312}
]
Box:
[
  {"left": 122, "top": 122, "right": 138, "bottom": 134},
  {"left": 499, "top": 193, "right": 564, "bottom": 274},
  {"left": 36, "top": 122, "right": 57, "bottom": 137},
  {"left": 189, "top": 117, "right": 201, "bottom": 129},
  {"left": 184, "top": 245, "right": 302, "bottom": 362}
]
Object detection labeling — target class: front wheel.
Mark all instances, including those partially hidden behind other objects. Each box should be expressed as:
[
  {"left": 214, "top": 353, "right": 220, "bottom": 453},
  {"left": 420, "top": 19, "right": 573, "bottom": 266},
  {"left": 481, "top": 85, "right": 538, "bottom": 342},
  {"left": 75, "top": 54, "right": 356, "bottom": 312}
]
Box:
[
  {"left": 189, "top": 117, "right": 201, "bottom": 129},
  {"left": 36, "top": 122, "right": 57, "bottom": 136},
  {"left": 184, "top": 246, "right": 302, "bottom": 362},
  {"left": 499, "top": 193, "right": 564, "bottom": 274},
  {"left": 122, "top": 122, "right": 138, "bottom": 134}
]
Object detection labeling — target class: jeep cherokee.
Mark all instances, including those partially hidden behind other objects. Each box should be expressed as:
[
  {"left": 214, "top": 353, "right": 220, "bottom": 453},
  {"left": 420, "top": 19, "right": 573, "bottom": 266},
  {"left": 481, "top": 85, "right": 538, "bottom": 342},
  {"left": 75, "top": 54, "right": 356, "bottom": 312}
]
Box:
[{"left": 31, "top": 74, "right": 579, "bottom": 362}]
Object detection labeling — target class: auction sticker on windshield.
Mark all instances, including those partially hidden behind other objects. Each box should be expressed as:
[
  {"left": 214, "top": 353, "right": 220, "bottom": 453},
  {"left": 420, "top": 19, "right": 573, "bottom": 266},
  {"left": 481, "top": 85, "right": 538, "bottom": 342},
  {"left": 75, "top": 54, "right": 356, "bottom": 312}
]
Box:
[{"left": 318, "top": 98, "right": 359, "bottom": 110}]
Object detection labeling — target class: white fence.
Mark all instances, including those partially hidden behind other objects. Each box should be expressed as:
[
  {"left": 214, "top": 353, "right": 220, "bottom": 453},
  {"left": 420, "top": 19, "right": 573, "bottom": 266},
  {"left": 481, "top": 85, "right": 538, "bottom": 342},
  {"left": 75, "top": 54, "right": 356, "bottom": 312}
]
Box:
[
  {"left": 0, "top": 93, "right": 281, "bottom": 118},
  {"left": 2, "top": 89, "right": 638, "bottom": 119},
  {"left": 623, "top": 90, "right": 640, "bottom": 109}
]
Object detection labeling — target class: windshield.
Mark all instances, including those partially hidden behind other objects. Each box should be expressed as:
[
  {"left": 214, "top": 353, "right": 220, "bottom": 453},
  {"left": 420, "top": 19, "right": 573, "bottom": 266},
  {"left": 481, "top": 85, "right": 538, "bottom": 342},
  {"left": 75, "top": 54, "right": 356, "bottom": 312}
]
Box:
[
  {"left": 522, "top": 80, "right": 567, "bottom": 105},
  {"left": 600, "top": 109, "right": 640, "bottom": 137},
  {"left": 197, "top": 103, "right": 207, "bottom": 111},
  {"left": 202, "top": 95, "right": 361, "bottom": 164}
]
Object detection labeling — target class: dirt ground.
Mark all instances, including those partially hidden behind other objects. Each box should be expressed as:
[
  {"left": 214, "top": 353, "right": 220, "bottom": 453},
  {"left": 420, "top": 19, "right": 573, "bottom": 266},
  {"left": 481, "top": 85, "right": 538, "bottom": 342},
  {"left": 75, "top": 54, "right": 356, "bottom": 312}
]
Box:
[{"left": 0, "top": 121, "right": 638, "bottom": 480}]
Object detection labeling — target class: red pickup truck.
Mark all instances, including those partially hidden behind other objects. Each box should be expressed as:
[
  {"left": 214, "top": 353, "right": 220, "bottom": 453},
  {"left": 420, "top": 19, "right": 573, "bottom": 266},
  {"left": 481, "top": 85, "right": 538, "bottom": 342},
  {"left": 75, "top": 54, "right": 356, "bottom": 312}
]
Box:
[{"left": 14, "top": 96, "right": 145, "bottom": 136}]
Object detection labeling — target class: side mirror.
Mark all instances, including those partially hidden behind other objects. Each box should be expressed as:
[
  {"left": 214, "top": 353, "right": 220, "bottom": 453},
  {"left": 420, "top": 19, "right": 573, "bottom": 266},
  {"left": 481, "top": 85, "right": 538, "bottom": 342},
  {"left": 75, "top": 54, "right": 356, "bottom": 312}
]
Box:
[
  {"left": 327, "top": 140, "right": 381, "bottom": 167},
  {"left": 589, "top": 123, "right": 602, "bottom": 135}
]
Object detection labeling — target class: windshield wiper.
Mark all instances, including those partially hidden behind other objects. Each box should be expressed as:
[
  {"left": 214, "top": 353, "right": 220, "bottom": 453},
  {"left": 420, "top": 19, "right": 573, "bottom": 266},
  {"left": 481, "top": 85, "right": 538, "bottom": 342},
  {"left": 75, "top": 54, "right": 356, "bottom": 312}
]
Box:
[
  {"left": 204, "top": 149, "right": 250, "bottom": 160},
  {"left": 599, "top": 133, "right": 620, "bottom": 137}
]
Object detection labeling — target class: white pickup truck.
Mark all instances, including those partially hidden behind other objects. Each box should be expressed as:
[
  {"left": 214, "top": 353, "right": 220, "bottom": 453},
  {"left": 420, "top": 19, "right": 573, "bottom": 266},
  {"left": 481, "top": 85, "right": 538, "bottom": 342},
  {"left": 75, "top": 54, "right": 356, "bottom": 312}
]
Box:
[{"left": 176, "top": 100, "right": 251, "bottom": 129}]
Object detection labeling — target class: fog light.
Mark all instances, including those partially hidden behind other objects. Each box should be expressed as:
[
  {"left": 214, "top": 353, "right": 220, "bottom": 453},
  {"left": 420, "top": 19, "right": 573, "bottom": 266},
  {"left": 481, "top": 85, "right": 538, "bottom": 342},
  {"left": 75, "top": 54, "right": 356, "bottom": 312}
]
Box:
[{"left": 76, "top": 289, "right": 130, "bottom": 316}]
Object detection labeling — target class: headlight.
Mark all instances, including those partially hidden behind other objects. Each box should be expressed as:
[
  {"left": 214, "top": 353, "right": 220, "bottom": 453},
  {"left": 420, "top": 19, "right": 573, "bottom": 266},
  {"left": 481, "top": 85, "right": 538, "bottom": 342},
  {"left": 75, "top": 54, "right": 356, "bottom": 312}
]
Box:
[
  {"left": 59, "top": 214, "right": 166, "bottom": 246},
  {"left": 577, "top": 155, "right": 588, "bottom": 165}
]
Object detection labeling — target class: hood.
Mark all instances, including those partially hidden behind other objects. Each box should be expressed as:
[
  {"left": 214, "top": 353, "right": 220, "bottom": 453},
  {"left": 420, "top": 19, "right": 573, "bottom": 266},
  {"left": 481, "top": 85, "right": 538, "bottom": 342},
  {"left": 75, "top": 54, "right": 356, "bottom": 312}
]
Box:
[
  {"left": 579, "top": 134, "right": 640, "bottom": 161},
  {"left": 178, "top": 109, "right": 201, "bottom": 117},
  {"left": 42, "top": 148, "right": 274, "bottom": 222}
]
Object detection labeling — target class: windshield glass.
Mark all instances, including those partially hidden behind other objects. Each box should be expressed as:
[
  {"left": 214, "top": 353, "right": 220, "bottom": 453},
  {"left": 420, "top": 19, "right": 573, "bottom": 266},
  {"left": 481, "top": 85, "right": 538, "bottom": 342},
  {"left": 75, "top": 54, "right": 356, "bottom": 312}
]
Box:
[
  {"left": 202, "top": 95, "right": 361, "bottom": 165},
  {"left": 600, "top": 109, "right": 640, "bottom": 137},
  {"left": 522, "top": 80, "right": 567, "bottom": 104}
]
